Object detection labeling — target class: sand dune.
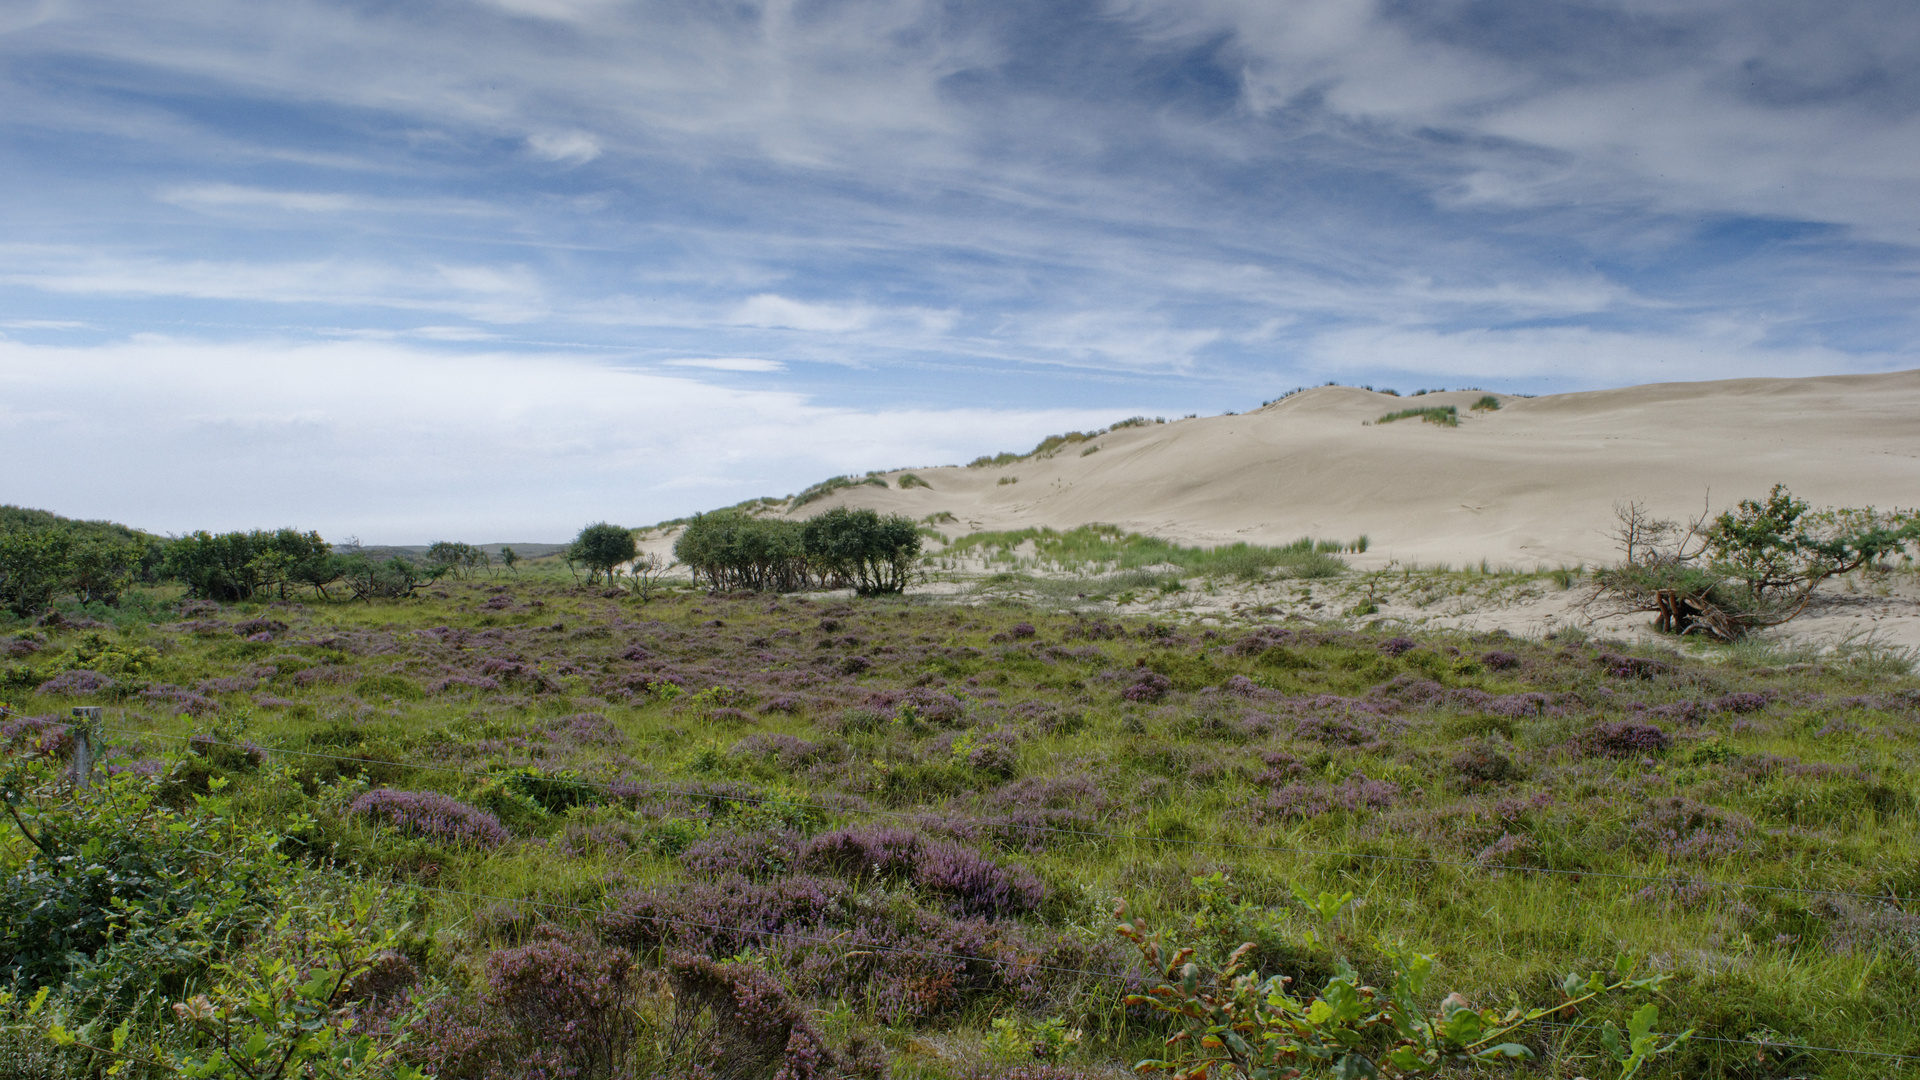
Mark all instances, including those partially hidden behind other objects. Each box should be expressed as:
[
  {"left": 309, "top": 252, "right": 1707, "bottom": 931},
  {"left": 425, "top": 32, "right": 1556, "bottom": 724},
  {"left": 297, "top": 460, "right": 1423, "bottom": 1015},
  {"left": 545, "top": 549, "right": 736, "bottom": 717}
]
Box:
[{"left": 785, "top": 370, "right": 1920, "bottom": 568}]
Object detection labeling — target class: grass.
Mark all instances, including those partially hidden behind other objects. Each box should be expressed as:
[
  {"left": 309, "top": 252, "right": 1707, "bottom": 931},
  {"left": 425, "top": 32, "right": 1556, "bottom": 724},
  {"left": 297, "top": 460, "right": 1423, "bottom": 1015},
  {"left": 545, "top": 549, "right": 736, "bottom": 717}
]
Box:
[
  {"left": 1375, "top": 405, "right": 1459, "bottom": 427},
  {"left": 790, "top": 473, "right": 889, "bottom": 508},
  {"left": 944, "top": 524, "right": 1354, "bottom": 581},
  {"left": 7, "top": 579, "right": 1920, "bottom": 1078},
  {"left": 1471, "top": 394, "right": 1502, "bottom": 411}
]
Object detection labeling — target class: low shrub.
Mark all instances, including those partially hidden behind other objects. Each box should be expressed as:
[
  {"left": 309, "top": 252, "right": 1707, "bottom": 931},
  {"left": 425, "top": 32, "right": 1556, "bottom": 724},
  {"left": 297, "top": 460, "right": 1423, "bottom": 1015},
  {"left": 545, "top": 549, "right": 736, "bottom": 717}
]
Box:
[{"left": 350, "top": 789, "right": 509, "bottom": 848}]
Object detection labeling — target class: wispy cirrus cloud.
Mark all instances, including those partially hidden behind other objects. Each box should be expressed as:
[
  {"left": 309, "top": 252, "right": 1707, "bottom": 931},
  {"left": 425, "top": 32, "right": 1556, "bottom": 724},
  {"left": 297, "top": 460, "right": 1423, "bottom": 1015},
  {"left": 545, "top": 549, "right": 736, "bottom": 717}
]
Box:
[{"left": 0, "top": 0, "right": 1914, "bottom": 532}]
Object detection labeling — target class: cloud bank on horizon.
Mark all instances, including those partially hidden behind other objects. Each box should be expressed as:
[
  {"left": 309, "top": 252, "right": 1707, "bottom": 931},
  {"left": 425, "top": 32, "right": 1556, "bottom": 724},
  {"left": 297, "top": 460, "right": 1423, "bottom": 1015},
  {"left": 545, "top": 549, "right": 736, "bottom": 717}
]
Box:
[{"left": 2, "top": 0, "right": 1916, "bottom": 539}]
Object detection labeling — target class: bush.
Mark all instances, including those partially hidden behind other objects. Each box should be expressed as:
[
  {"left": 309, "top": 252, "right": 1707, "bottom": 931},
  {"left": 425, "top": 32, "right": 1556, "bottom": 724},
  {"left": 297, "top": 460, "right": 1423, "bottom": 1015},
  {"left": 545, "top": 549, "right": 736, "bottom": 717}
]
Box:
[
  {"left": 349, "top": 789, "right": 509, "bottom": 847},
  {"left": 568, "top": 523, "right": 637, "bottom": 586},
  {"left": 676, "top": 513, "right": 812, "bottom": 592},
  {"left": 0, "top": 528, "right": 73, "bottom": 618},
  {"left": 165, "top": 528, "right": 335, "bottom": 601},
  {"left": 0, "top": 762, "right": 278, "bottom": 989},
  {"left": 802, "top": 507, "right": 921, "bottom": 596}
]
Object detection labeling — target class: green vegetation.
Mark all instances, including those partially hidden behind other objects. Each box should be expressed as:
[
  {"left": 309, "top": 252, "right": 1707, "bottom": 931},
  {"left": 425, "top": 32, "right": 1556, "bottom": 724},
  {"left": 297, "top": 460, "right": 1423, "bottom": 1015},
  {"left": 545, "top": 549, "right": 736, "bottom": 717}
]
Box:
[
  {"left": 1593, "top": 488, "right": 1920, "bottom": 639},
  {"left": 790, "top": 474, "right": 889, "bottom": 509},
  {"left": 675, "top": 507, "right": 921, "bottom": 594},
  {"left": 946, "top": 524, "right": 1355, "bottom": 581},
  {"left": 566, "top": 523, "right": 639, "bottom": 586},
  {"left": 899, "top": 473, "right": 932, "bottom": 490},
  {"left": 967, "top": 419, "right": 1159, "bottom": 469},
  {"left": 1375, "top": 406, "right": 1459, "bottom": 428},
  {"left": 5, "top": 578, "right": 1919, "bottom": 1078},
  {"left": 1472, "top": 394, "right": 1502, "bottom": 411}
]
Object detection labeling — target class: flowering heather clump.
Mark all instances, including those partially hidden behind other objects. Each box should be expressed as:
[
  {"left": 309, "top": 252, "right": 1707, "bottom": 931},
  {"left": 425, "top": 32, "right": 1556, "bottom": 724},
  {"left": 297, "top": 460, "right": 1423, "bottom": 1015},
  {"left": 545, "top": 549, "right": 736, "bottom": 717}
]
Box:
[
  {"left": 680, "top": 828, "right": 802, "bottom": 880},
  {"left": 990, "top": 773, "right": 1108, "bottom": 813},
  {"left": 761, "top": 694, "right": 806, "bottom": 714},
  {"left": 351, "top": 788, "right": 509, "bottom": 848},
  {"left": 732, "top": 732, "right": 822, "bottom": 769},
  {"left": 1255, "top": 774, "right": 1400, "bottom": 822},
  {"left": 139, "top": 684, "right": 220, "bottom": 717},
  {"left": 889, "top": 687, "right": 967, "bottom": 725},
  {"left": 1627, "top": 699, "right": 1704, "bottom": 725},
  {"left": 800, "top": 826, "right": 923, "bottom": 880},
  {"left": 1292, "top": 714, "right": 1377, "bottom": 746},
  {"left": 1252, "top": 750, "right": 1305, "bottom": 786},
  {"left": 1711, "top": 691, "right": 1774, "bottom": 714},
  {"left": 799, "top": 826, "right": 1045, "bottom": 916},
  {"left": 194, "top": 676, "right": 260, "bottom": 695},
  {"left": 1123, "top": 670, "right": 1172, "bottom": 702},
  {"left": 1631, "top": 796, "right": 1754, "bottom": 861},
  {"left": 1010, "top": 622, "right": 1037, "bottom": 639},
  {"left": 1486, "top": 692, "right": 1552, "bottom": 718},
  {"left": 1583, "top": 720, "right": 1672, "bottom": 757},
  {"left": 913, "top": 840, "right": 1048, "bottom": 917},
  {"left": 1450, "top": 741, "right": 1522, "bottom": 789},
  {"left": 1480, "top": 649, "right": 1522, "bottom": 671},
  {"left": 1222, "top": 674, "right": 1264, "bottom": 697},
  {"left": 1599, "top": 653, "right": 1672, "bottom": 679},
  {"left": 35, "top": 669, "right": 115, "bottom": 695},
  {"left": 232, "top": 617, "right": 289, "bottom": 637},
  {"left": 1378, "top": 636, "right": 1417, "bottom": 657},
  {"left": 1474, "top": 831, "right": 1538, "bottom": 868},
  {"left": 429, "top": 674, "right": 501, "bottom": 694},
  {"left": 1, "top": 715, "right": 71, "bottom": 757}
]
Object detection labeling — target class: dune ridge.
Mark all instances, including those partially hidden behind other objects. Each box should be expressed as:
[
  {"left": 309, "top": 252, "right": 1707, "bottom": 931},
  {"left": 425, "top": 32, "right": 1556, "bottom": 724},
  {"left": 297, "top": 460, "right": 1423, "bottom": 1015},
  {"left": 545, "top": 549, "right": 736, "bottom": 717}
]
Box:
[{"left": 783, "top": 369, "right": 1920, "bottom": 568}]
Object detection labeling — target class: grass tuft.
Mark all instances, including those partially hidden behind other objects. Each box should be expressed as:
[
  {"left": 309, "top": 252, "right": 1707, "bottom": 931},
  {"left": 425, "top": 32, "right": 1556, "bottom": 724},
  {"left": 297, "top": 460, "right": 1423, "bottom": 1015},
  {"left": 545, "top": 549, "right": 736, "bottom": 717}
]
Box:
[{"left": 1375, "top": 406, "right": 1459, "bottom": 427}]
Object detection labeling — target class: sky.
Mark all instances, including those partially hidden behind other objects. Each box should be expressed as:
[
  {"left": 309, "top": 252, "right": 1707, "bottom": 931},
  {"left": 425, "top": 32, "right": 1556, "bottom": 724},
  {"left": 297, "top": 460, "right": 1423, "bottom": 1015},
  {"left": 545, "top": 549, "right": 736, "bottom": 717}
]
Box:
[{"left": 2, "top": 0, "right": 1917, "bottom": 541}]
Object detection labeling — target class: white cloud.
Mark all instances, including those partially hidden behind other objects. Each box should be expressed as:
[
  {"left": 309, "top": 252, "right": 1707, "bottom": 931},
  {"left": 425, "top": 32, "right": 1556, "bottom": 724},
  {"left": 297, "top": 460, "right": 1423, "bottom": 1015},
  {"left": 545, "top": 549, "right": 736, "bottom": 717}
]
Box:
[
  {"left": 663, "top": 357, "right": 786, "bottom": 372},
  {"left": 0, "top": 246, "right": 548, "bottom": 322},
  {"left": 158, "top": 184, "right": 360, "bottom": 213},
  {"left": 0, "top": 336, "right": 1120, "bottom": 540},
  {"left": 525, "top": 130, "right": 603, "bottom": 164},
  {"left": 1302, "top": 322, "right": 1903, "bottom": 386},
  {"left": 731, "top": 294, "right": 870, "bottom": 333}
]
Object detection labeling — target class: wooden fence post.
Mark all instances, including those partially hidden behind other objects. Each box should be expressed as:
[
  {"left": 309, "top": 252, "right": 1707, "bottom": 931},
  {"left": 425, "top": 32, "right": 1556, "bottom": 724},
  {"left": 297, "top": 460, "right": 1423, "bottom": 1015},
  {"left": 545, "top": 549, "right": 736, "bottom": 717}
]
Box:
[{"left": 69, "top": 705, "right": 101, "bottom": 790}]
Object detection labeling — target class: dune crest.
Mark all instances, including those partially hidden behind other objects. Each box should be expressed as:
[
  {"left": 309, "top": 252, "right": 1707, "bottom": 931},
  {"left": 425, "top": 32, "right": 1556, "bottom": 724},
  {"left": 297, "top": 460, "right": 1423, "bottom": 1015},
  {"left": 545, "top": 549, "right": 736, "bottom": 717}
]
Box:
[{"left": 786, "top": 370, "right": 1920, "bottom": 568}]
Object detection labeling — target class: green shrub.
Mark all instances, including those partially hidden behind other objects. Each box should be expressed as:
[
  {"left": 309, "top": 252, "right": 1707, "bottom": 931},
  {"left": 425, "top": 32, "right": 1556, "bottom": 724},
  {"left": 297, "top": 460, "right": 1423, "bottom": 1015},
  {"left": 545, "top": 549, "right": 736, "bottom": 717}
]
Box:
[
  {"left": 1375, "top": 406, "right": 1458, "bottom": 427},
  {"left": 675, "top": 513, "right": 811, "bottom": 592},
  {"left": 568, "top": 523, "right": 637, "bottom": 586},
  {"left": 165, "top": 529, "right": 335, "bottom": 602},
  {"left": 790, "top": 474, "right": 887, "bottom": 508},
  {"left": 802, "top": 507, "right": 922, "bottom": 596},
  {"left": 1471, "top": 394, "right": 1501, "bottom": 411},
  {"left": 0, "top": 529, "right": 74, "bottom": 618}
]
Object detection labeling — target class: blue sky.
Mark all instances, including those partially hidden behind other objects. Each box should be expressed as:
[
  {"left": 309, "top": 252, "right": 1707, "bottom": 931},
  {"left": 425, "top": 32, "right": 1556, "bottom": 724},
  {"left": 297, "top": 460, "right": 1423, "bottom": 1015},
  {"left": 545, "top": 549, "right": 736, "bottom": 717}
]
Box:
[{"left": 3, "top": 0, "right": 1917, "bottom": 540}]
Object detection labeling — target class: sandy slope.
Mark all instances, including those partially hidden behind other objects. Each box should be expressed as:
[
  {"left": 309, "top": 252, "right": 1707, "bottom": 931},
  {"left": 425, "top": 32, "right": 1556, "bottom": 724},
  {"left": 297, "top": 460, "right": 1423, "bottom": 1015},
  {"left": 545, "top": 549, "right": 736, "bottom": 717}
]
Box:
[{"left": 789, "top": 370, "right": 1920, "bottom": 569}]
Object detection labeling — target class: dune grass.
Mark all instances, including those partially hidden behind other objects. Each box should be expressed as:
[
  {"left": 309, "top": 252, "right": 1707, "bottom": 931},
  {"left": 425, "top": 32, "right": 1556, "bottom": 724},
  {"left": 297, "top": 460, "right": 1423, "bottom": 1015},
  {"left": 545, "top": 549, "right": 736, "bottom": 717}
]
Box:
[
  {"left": 1375, "top": 405, "right": 1459, "bottom": 427},
  {"left": 945, "top": 524, "right": 1353, "bottom": 580}
]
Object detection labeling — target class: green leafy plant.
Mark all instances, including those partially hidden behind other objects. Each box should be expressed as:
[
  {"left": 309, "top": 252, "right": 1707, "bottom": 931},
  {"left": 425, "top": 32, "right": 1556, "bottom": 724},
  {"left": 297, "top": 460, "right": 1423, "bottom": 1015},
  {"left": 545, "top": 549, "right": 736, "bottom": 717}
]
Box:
[
  {"left": 568, "top": 523, "right": 638, "bottom": 587},
  {"left": 157, "top": 885, "right": 425, "bottom": 1080},
  {"left": 1590, "top": 486, "right": 1920, "bottom": 638},
  {"left": 1115, "top": 888, "right": 1689, "bottom": 1079}
]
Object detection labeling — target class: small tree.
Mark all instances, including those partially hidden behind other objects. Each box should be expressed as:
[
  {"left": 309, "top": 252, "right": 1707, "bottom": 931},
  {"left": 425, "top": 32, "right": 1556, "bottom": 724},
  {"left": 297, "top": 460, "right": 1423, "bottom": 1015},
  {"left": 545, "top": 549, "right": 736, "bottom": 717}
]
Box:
[
  {"left": 626, "top": 551, "right": 671, "bottom": 601},
  {"left": 1589, "top": 485, "right": 1919, "bottom": 639},
  {"left": 569, "top": 523, "right": 637, "bottom": 587},
  {"left": 802, "top": 507, "right": 921, "bottom": 596},
  {"left": 0, "top": 529, "right": 73, "bottom": 618},
  {"left": 426, "top": 541, "right": 489, "bottom": 579},
  {"left": 499, "top": 546, "right": 520, "bottom": 574}
]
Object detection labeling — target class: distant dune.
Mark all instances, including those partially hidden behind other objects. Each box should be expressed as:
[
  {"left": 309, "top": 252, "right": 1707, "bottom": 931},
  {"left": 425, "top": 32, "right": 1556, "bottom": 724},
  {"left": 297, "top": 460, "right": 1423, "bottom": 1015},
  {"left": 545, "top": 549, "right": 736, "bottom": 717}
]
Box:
[{"left": 779, "top": 370, "right": 1920, "bottom": 568}]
